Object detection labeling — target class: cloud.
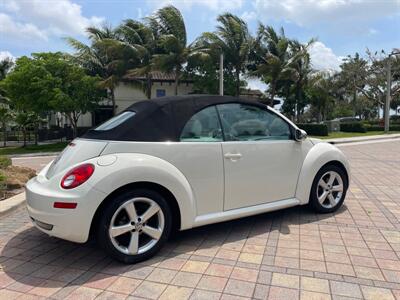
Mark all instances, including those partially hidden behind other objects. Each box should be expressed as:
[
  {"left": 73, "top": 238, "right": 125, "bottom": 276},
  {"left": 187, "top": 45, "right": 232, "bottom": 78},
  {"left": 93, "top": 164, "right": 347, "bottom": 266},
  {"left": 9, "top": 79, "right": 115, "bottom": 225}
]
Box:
[
  {"left": 309, "top": 41, "right": 343, "bottom": 71},
  {"left": 0, "top": 51, "right": 15, "bottom": 61},
  {"left": 0, "top": 13, "right": 48, "bottom": 41},
  {"left": 253, "top": 0, "right": 400, "bottom": 27},
  {"left": 241, "top": 11, "right": 257, "bottom": 22},
  {"left": 0, "top": 0, "right": 104, "bottom": 42},
  {"left": 148, "top": 0, "right": 244, "bottom": 12}
]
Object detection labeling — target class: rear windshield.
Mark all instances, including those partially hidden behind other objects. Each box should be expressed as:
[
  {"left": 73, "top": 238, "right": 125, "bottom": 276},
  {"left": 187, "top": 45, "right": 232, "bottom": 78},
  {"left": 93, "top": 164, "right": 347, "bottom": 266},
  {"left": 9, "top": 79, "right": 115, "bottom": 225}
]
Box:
[{"left": 94, "top": 111, "right": 136, "bottom": 131}]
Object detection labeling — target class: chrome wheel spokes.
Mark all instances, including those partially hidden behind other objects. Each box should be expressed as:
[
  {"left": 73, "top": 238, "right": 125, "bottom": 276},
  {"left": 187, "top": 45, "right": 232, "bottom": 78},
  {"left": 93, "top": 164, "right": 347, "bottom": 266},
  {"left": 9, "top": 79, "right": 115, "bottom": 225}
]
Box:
[
  {"left": 109, "top": 197, "right": 165, "bottom": 255},
  {"left": 317, "top": 171, "right": 344, "bottom": 209}
]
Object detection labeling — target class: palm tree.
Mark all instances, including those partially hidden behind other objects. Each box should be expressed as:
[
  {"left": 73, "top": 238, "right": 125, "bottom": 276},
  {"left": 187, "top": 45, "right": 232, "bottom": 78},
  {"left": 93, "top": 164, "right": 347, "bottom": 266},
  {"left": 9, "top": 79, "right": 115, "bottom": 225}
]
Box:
[
  {"left": 116, "top": 20, "right": 158, "bottom": 99},
  {"left": 148, "top": 5, "right": 193, "bottom": 95},
  {"left": 67, "top": 26, "right": 129, "bottom": 115},
  {"left": 0, "top": 58, "right": 13, "bottom": 104},
  {"left": 0, "top": 58, "right": 13, "bottom": 81},
  {"left": 308, "top": 73, "right": 335, "bottom": 122},
  {"left": 289, "top": 39, "right": 316, "bottom": 120},
  {"left": 251, "top": 25, "right": 302, "bottom": 106},
  {"left": 195, "top": 13, "right": 251, "bottom": 96}
]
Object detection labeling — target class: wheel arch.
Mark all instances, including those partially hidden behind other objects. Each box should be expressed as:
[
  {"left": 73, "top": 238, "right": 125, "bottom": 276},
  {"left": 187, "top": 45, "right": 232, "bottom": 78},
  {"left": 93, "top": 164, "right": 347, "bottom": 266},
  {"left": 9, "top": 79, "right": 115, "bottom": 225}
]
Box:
[
  {"left": 295, "top": 143, "right": 350, "bottom": 205},
  {"left": 89, "top": 181, "right": 182, "bottom": 240}
]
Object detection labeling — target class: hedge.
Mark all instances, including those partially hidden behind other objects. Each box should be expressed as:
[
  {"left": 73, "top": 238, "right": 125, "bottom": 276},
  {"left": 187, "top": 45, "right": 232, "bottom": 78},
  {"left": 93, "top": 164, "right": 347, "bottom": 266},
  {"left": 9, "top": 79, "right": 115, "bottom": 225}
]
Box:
[
  {"left": 340, "top": 122, "right": 367, "bottom": 133},
  {"left": 366, "top": 125, "right": 400, "bottom": 131},
  {"left": 296, "top": 123, "right": 328, "bottom": 136}
]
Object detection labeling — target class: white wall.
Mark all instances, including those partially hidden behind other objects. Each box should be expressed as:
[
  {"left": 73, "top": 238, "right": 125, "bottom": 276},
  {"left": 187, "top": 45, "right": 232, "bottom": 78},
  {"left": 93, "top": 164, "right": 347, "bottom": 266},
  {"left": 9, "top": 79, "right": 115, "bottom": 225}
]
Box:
[{"left": 115, "top": 81, "right": 194, "bottom": 113}]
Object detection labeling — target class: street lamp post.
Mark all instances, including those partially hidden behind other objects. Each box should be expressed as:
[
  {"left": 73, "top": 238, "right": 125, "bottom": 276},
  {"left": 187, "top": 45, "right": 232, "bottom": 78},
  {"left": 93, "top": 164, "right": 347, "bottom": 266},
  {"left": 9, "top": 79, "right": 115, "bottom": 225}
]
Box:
[
  {"left": 384, "top": 50, "right": 400, "bottom": 133},
  {"left": 219, "top": 52, "right": 224, "bottom": 96}
]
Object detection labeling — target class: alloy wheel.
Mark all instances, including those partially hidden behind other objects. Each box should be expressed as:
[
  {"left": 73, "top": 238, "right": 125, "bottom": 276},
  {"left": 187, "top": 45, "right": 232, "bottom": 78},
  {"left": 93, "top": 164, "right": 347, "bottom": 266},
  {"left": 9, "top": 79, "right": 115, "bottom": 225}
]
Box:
[
  {"left": 109, "top": 197, "right": 165, "bottom": 255},
  {"left": 316, "top": 171, "right": 344, "bottom": 209}
]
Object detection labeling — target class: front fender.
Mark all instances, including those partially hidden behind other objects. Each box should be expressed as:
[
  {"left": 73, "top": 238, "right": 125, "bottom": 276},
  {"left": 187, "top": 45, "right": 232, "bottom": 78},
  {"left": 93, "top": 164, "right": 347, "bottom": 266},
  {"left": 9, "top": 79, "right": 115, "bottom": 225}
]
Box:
[
  {"left": 90, "top": 153, "right": 196, "bottom": 230},
  {"left": 295, "top": 142, "right": 350, "bottom": 205}
]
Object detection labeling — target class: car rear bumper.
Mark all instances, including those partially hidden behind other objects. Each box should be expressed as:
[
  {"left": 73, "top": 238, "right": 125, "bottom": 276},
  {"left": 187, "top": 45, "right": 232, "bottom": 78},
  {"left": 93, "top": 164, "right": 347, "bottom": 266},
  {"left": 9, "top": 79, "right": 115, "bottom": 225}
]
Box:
[{"left": 26, "top": 176, "right": 106, "bottom": 243}]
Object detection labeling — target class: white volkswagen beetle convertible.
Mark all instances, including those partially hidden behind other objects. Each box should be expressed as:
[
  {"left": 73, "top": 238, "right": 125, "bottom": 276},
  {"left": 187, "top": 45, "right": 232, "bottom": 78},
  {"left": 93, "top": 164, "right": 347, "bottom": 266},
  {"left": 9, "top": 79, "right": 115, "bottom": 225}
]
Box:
[{"left": 26, "top": 95, "right": 350, "bottom": 263}]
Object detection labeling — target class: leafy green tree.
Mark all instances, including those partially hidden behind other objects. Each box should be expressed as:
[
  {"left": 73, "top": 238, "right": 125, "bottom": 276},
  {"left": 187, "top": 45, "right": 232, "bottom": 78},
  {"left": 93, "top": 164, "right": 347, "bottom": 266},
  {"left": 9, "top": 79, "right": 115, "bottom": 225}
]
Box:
[
  {"left": 0, "top": 105, "right": 13, "bottom": 147},
  {"left": 14, "top": 111, "right": 45, "bottom": 147},
  {"left": 194, "top": 13, "right": 251, "bottom": 96},
  {"left": 187, "top": 49, "right": 245, "bottom": 95},
  {"left": 1, "top": 52, "right": 102, "bottom": 139},
  {"left": 51, "top": 68, "right": 103, "bottom": 138}
]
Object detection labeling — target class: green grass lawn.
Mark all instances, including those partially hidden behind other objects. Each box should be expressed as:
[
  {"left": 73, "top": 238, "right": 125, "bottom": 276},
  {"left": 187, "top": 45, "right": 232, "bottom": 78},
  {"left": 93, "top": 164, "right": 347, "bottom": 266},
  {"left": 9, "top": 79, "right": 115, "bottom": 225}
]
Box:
[
  {"left": 0, "top": 142, "right": 68, "bottom": 156},
  {"left": 312, "top": 131, "right": 400, "bottom": 139}
]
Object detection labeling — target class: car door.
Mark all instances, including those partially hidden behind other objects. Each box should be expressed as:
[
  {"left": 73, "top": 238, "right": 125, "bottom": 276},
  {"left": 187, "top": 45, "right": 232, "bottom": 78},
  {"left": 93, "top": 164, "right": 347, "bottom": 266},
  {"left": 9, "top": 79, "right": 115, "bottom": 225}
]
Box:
[
  {"left": 217, "top": 103, "right": 305, "bottom": 211},
  {"left": 177, "top": 105, "right": 225, "bottom": 216}
]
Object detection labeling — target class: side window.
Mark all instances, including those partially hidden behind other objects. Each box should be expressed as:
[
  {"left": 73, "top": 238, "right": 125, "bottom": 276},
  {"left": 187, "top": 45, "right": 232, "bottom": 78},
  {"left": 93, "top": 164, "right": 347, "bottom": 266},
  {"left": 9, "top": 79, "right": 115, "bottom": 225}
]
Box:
[
  {"left": 217, "top": 104, "right": 291, "bottom": 141},
  {"left": 180, "top": 106, "right": 223, "bottom": 142}
]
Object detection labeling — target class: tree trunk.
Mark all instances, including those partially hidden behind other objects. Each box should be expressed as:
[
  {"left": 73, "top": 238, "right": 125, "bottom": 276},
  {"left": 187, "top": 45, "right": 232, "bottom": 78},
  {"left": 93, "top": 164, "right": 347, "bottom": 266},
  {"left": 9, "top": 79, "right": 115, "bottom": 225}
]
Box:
[
  {"left": 174, "top": 69, "right": 180, "bottom": 96},
  {"left": 146, "top": 73, "right": 152, "bottom": 99},
  {"left": 352, "top": 87, "right": 357, "bottom": 117},
  {"left": 296, "top": 83, "right": 302, "bottom": 122},
  {"left": 66, "top": 113, "right": 78, "bottom": 139},
  {"left": 34, "top": 125, "right": 38, "bottom": 146},
  {"left": 377, "top": 103, "right": 380, "bottom": 119},
  {"left": 22, "top": 128, "right": 27, "bottom": 148},
  {"left": 110, "top": 88, "right": 116, "bottom": 116},
  {"left": 2, "top": 122, "right": 6, "bottom": 147},
  {"left": 235, "top": 68, "right": 240, "bottom": 96},
  {"left": 270, "top": 82, "right": 276, "bottom": 107}
]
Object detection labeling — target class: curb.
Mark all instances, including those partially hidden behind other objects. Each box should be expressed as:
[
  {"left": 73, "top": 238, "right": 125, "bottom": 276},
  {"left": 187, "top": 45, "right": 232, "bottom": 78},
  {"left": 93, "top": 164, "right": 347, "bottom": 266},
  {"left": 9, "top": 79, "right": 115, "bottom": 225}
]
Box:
[
  {"left": 9, "top": 152, "right": 60, "bottom": 158},
  {"left": 326, "top": 133, "right": 400, "bottom": 145},
  {"left": 0, "top": 192, "right": 26, "bottom": 217}
]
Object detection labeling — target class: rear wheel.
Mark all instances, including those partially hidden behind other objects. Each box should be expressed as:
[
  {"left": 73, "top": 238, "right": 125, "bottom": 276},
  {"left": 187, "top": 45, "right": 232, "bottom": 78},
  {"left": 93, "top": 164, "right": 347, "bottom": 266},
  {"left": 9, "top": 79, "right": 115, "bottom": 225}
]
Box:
[
  {"left": 97, "top": 189, "right": 172, "bottom": 263},
  {"left": 309, "top": 164, "right": 348, "bottom": 213}
]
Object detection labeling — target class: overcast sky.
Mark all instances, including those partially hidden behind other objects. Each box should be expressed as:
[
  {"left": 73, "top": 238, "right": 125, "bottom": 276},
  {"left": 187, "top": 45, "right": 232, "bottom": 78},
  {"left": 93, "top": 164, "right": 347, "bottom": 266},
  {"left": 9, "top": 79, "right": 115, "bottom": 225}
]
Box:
[{"left": 1, "top": 0, "right": 399, "bottom": 90}]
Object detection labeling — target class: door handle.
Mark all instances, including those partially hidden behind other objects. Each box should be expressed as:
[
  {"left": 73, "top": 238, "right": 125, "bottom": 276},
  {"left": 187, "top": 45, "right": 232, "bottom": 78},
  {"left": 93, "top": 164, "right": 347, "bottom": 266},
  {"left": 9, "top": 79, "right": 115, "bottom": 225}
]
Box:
[{"left": 224, "top": 152, "right": 242, "bottom": 160}]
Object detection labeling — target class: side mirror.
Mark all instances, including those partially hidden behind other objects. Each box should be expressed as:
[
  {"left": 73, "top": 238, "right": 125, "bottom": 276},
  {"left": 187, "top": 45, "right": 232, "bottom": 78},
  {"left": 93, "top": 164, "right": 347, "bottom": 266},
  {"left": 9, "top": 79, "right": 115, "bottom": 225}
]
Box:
[{"left": 295, "top": 129, "right": 307, "bottom": 142}]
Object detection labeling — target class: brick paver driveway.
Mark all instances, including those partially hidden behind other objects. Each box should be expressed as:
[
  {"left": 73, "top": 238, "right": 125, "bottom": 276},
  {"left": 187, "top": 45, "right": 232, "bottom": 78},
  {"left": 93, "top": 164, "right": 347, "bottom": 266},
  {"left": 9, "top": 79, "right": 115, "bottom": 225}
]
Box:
[{"left": 1, "top": 140, "right": 400, "bottom": 300}]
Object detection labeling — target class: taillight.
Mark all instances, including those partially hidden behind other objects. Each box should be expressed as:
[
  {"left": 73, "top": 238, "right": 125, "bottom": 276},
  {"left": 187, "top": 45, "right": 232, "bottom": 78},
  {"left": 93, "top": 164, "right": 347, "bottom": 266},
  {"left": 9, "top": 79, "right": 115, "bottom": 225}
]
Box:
[{"left": 61, "top": 163, "right": 95, "bottom": 189}]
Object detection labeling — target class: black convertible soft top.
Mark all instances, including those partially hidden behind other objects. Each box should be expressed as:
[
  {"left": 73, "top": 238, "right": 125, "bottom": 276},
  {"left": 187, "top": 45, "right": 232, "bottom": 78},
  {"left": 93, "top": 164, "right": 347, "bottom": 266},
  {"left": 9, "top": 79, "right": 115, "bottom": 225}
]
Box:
[{"left": 82, "top": 95, "right": 268, "bottom": 142}]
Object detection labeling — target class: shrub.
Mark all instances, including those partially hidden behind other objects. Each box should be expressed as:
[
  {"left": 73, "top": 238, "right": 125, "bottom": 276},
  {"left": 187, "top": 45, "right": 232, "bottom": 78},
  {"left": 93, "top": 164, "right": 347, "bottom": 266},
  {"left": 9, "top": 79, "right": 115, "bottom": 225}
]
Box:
[
  {"left": 390, "top": 116, "right": 400, "bottom": 124},
  {"left": 0, "top": 156, "right": 11, "bottom": 169},
  {"left": 340, "top": 122, "right": 367, "bottom": 133},
  {"left": 365, "top": 125, "right": 384, "bottom": 131},
  {"left": 0, "top": 171, "right": 6, "bottom": 199},
  {"left": 296, "top": 123, "right": 328, "bottom": 136},
  {"left": 365, "top": 125, "right": 400, "bottom": 131}
]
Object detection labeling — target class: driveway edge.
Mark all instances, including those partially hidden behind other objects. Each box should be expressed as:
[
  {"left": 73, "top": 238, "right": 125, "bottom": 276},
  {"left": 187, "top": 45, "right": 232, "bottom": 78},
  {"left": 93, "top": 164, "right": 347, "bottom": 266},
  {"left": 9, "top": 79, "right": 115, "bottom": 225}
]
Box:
[{"left": 0, "top": 192, "right": 26, "bottom": 217}]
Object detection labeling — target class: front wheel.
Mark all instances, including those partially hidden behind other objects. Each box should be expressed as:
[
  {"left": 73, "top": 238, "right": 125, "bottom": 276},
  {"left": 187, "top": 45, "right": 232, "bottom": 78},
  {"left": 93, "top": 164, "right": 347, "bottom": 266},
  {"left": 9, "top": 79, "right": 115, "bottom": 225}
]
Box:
[
  {"left": 309, "top": 164, "right": 348, "bottom": 213},
  {"left": 97, "top": 189, "right": 172, "bottom": 264}
]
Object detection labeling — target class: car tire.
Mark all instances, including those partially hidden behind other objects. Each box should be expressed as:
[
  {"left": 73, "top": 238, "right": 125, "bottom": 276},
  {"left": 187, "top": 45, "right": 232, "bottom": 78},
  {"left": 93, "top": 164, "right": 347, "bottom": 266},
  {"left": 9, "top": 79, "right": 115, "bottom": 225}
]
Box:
[
  {"left": 97, "top": 189, "right": 172, "bottom": 264},
  {"left": 309, "top": 164, "right": 348, "bottom": 213}
]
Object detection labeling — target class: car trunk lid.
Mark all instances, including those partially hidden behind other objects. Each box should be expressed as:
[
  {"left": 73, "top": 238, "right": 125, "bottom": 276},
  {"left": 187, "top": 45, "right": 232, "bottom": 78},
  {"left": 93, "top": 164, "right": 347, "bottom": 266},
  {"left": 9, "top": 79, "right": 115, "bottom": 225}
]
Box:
[{"left": 46, "top": 138, "right": 108, "bottom": 179}]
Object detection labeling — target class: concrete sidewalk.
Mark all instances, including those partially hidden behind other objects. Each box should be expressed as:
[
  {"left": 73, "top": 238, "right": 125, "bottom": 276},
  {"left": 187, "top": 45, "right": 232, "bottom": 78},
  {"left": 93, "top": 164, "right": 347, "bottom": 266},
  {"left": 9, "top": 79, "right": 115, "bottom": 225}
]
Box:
[{"left": 325, "top": 133, "right": 400, "bottom": 144}]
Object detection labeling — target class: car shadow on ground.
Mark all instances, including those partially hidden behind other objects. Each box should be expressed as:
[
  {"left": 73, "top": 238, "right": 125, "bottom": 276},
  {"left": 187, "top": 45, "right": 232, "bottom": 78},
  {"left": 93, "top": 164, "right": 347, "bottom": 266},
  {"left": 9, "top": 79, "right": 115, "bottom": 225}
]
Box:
[{"left": 1, "top": 203, "right": 349, "bottom": 289}]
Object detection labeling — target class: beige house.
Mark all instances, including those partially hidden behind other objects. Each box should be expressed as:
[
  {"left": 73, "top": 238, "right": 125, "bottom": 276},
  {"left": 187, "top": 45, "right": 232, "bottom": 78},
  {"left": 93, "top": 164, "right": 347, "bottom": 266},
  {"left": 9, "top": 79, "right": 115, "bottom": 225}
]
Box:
[
  {"left": 50, "top": 72, "right": 267, "bottom": 129},
  {"left": 51, "top": 72, "right": 194, "bottom": 128}
]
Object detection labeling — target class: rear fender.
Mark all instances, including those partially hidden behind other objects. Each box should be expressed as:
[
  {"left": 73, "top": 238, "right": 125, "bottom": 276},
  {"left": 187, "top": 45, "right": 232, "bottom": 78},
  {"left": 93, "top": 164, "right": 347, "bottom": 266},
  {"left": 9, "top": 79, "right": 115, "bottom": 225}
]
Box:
[
  {"left": 295, "top": 143, "right": 350, "bottom": 205},
  {"left": 90, "top": 153, "right": 196, "bottom": 230}
]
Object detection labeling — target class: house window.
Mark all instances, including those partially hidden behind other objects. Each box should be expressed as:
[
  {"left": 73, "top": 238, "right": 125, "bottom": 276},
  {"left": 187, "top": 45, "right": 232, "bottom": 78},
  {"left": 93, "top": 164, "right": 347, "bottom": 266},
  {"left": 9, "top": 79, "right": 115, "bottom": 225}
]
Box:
[{"left": 156, "top": 89, "right": 166, "bottom": 97}]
